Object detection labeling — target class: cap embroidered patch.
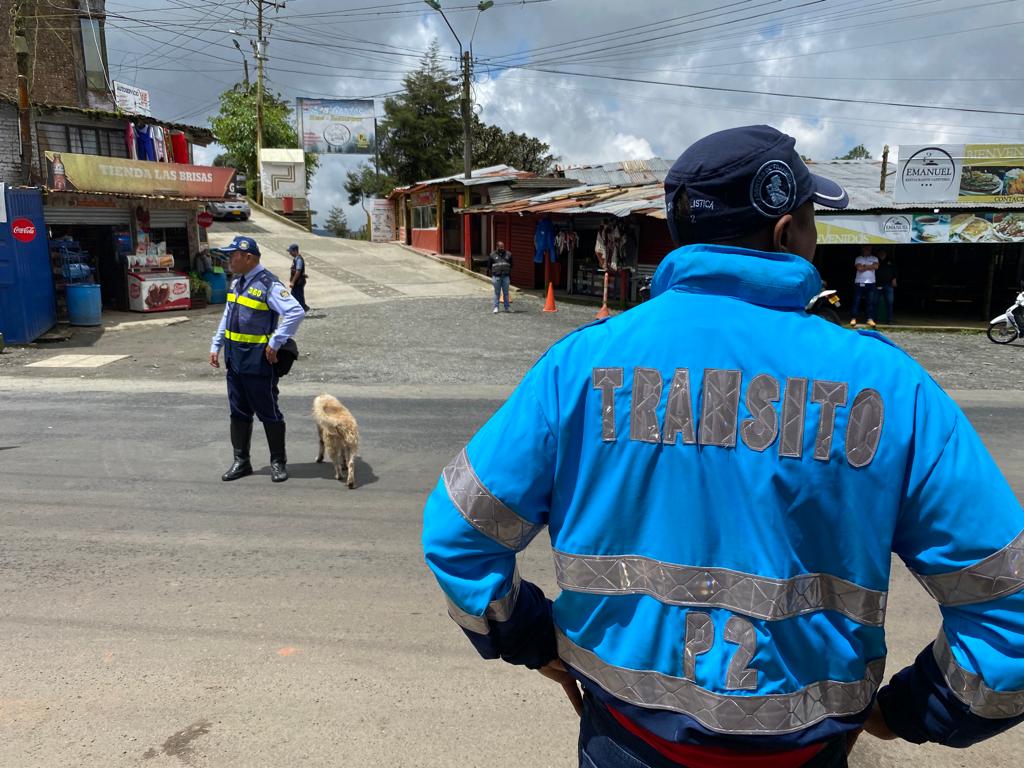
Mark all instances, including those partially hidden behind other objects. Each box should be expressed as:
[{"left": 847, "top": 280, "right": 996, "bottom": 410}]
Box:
[
  {"left": 238, "top": 240, "right": 249, "bottom": 250},
  {"left": 750, "top": 160, "right": 796, "bottom": 217}
]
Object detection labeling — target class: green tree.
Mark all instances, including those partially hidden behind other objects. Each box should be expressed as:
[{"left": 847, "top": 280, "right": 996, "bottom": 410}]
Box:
[
  {"left": 835, "top": 144, "right": 872, "bottom": 160},
  {"left": 324, "top": 206, "right": 350, "bottom": 238},
  {"left": 344, "top": 164, "right": 394, "bottom": 207},
  {"left": 210, "top": 82, "right": 319, "bottom": 197},
  {"left": 472, "top": 115, "right": 556, "bottom": 174},
  {"left": 377, "top": 41, "right": 462, "bottom": 185}
]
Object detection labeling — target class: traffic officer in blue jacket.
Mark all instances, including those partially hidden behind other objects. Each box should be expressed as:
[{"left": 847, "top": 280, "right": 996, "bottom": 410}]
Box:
[
  {"left": 209, "top": 236, "right": 305, "bottom": 483},
  {"left": 422, "top": 126, "right": 1024, "bottom": 767}
]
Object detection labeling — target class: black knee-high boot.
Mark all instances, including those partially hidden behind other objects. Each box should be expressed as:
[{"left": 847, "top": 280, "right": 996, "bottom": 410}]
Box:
[
  {"left": 222, "top": 418, "right": 253, "bottom": 481},
  {"left": 264, "top": 421, "right": 288, "bottom": 482}
]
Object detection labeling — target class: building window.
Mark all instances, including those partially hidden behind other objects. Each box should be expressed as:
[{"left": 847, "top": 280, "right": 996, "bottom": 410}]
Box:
[
  {"left": 412, "top": 205, "right": 437, "bottom": 229},
  {"left": 81, "top": 18, "right": 108, "bottom": 91},
  {"left": 38, "top": 123, "right": 128, "bottom": 159}
]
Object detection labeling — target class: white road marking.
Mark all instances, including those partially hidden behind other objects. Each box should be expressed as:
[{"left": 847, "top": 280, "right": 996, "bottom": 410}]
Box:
[{"left": 26, "top": 354, "right": 130, "bottom": 369}]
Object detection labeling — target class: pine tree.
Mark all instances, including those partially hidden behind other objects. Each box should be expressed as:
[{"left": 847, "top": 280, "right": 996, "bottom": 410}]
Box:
[{"left": 325, "top": 206, "right": 350, "bottom": 238}]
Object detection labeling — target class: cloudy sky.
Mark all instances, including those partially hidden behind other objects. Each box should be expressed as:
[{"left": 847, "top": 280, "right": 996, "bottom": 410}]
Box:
[{"left": 103, "top": 0, "right": 1024, "bottom": 227}]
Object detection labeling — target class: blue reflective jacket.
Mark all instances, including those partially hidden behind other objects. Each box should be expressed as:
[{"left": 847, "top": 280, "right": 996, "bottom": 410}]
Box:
[{"left": 422, "top": 244, "right": 1024, "bottom": 751}]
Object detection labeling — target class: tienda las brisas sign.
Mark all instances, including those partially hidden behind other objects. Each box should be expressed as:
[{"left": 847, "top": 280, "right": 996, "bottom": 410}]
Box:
[{"left": 45, "top": 152, "right": 236, "bottom": 198}]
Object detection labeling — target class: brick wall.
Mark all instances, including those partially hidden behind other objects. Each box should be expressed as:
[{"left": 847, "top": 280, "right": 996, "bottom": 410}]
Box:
[
  {"left": 0, "top": 0, "right": 112, "bottom": 110},
  {"left": 0, "top": 102, "right": 23, "bottom": 184}
]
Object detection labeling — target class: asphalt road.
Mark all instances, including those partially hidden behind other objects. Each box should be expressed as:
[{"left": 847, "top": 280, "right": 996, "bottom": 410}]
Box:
[{"left": 1, "top": 212, "right": 1023, "bottom": 766}]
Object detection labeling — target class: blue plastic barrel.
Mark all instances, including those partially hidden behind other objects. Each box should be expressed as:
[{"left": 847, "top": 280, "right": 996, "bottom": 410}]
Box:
[
  {"left": 204, "top": 271, "right": 227, "bottom": 304},
  {"left": 66, "top": 284, "right": 102, "bottom": 326}
]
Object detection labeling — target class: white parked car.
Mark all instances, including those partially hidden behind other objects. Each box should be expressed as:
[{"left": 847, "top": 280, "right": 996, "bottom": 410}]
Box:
[{"left": 207, "top": 197, "right": 251, "bottom": 221}]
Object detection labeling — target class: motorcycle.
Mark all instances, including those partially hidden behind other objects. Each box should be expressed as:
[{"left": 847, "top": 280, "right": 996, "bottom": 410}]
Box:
[{"left": 988, "top": 289, "right": 1024, "bottom": 344}]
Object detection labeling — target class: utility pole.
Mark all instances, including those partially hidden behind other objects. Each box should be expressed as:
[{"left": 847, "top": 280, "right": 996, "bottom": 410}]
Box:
[
  {"left": 461, "top": 51, "right": 472, "bottom": 180},
  {"left": 247, "top": 0, "right": 284, "bottom": 204},
  {"left": 255, "top": 0, "right": 265, "bottom": 204},
  {"left": 13, "top": 0, "right": 34, "bottom": 184}
]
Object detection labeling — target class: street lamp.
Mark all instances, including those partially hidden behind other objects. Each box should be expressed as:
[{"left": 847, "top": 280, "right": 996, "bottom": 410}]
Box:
[
  {"left": 232, "top": 38, "right": 250, "bottom": 87},
  {"left": 424, "top": 0, "right": 493, "bottom": 180}
]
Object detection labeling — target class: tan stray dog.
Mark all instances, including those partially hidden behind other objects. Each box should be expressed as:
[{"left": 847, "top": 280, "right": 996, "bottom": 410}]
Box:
[{"left": 313, "top": 394, "right": 360, "bottom": 488}]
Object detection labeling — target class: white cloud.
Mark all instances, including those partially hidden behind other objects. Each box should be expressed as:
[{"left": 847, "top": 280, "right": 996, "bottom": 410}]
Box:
[{"left": 103, "top": 0, "right": 1024, "bottom": 221}]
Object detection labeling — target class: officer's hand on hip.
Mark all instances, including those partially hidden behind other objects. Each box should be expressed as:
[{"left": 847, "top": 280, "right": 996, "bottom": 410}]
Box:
[
  {"left": 538, "top": 659, "right": 583, "bottom": 717},
  {"left": 863, "top": 703, "right": 896, "bottom": 741},
  {"left": 209, "top": 352, "right": 220, "bottom": 368},
  {"left": 265, "top": 346, "right": 278, "bottom": 364}
]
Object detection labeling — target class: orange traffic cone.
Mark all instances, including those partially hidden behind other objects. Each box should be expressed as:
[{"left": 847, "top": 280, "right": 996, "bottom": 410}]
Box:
[{"left": 542, "top": 282, "right": 558, "bottom": 313}]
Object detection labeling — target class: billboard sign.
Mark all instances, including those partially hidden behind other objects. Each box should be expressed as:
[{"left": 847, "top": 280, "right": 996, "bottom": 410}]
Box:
[
  {"left": 298, "top": 98, "right": 376, "bottom": 155},
  {"left": 112, "top": 81, "right": 152, "bottom": 117},
  {"left": 896, "top": 144, "right": 1024, "bottom": 204},
  {"left": 45, "top": 152, "right": 235, "bottom": 198},
  {"left": 371, "top": 199, "right": 396, "bottom": 242},
  {"left": 817, "top": 212, "right": 1024, "bottom": 244}
]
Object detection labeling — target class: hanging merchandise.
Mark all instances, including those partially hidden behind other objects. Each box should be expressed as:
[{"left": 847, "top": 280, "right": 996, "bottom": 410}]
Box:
[
  {"left": 170, "top": 131, "right": 188, "bottom": 164},
  {"left": 555, "top": 227, "right": 578, "bottom": 261},
  {"left": 152, "top": 126, "right": 167, "bottom": 162},
  {"left": 595, "top": 220, "right": 610, "bottom": 270},
  {"left": 534, "top": 218, "right": 556, "bottom": 263},
  {"left": 618, "top": 223, "right": 638, "bottom": 273},
  {"left": 125, "top": 122, "right": 138, "bottom": 160},
  {"left": 136, "top": 125, "right": 156, "bottom": 162}
]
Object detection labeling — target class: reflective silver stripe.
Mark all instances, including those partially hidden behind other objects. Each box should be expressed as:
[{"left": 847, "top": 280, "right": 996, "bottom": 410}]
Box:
[
  {"left": 553, "top": 551, "right": 886, "bottom": 626},
  {"left": 913, "top": 529, "right": 1024, "bottom": 606},
  {"left": 557, "top": 630, "right": 886, "bottom": 735},
  {"left": 442, "top": 448, "right": 545, "bottom": 551},
  {"left": 447, "top": 568, "right": 522, "bottom": 635},
  {"left": 934, "top": 630, "right": 1024, "bottom": 719}
]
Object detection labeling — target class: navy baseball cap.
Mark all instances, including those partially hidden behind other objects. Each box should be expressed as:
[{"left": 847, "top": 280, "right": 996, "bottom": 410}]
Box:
[
  {"left": 211, "top": 235, "right": 261, "bottom": 258},
  {"left": 287, "top": 243, "right": 299, "bottom": 252},
  {"left": 664, "top": 125, "right": 849, "bottom": 245}
]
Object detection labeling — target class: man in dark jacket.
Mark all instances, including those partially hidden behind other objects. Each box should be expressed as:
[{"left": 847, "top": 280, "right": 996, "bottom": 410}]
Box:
[
  {"left": 874, "top": 249, "right": 897, "bottom": 323},
  {"left": 488, "top": 241, "right": 512, "bottom": 314}
]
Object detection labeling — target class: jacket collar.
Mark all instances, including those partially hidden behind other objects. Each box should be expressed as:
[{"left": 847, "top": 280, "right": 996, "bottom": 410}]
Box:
[
  {"left": 236, "top": 263, "right": 266, "bottom": 288},
  {"left": 650, "top": 244, "right": 822, "bottom": 310}
]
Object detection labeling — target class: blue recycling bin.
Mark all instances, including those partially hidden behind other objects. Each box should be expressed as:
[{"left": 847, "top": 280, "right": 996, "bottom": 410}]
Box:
[
  {"left": 204, "top": 270, "right": 227, "bottom": 304},
  {"left": 0, "top": 189, "right": 56, "bottom": 343},
  {"left": 66, "top": 284, "right": 102, "bottom": 326}
]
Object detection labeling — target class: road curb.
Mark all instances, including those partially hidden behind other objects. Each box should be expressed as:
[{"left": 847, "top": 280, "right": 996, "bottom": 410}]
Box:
[{"left": 246, "top": 198, "right": 311, "bottom": 232}]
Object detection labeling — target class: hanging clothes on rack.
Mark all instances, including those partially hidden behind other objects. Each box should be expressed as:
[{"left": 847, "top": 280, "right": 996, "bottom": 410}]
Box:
[
  {"left": 534, "top": 218, "right": 556, "bottom": 264},
  {"left": 136, "top": 125, "right": 156, "bottom": 162},
  {"left": 152, "top": 126, "right": 167, "bottom": 162},
  {"left": 126, "top": 122, "right": 138, "bottom": 160},
  {"left": 595, "top": 222, "right": 609, "bottom": 270}
]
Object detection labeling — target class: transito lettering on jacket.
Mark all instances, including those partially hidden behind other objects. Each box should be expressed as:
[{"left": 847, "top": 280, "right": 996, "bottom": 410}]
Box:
[{"left": 593, "top": 367, "right": 884, "bottom": 467}]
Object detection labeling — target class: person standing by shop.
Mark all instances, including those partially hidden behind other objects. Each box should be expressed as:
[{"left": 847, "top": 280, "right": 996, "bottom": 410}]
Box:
[
  {"left": 874, "top": 249, "right": 897, "bottom": 324},
  {"left": 850, "top": 244, "right": 879, "bottom": 327},
  {"left": 488, "top": 240, "right": 512, "bottom": 314},
  {"left": 209, "top": 236, "right": 305, "bottom": 483},
  {"left": 288, "top": 243, "right": 309, "bottom": 312},
  {"left": 422, "top": 125, "right": 1024, "bottom": 767}
]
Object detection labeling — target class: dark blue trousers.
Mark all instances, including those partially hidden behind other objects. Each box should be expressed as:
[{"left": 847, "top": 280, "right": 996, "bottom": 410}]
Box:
[
  {"left": 292, "top": 282, "right": 308, "bottom": 311},
  {"left": 227, "top": 367, "right": 283, "bottom": 423},
  {"left": 578, "top": 693, "right": 849, "bottom": 768}
]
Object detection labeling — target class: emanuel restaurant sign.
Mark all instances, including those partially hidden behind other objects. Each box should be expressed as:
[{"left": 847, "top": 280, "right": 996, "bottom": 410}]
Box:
[{"left": 897, "top": 143, "right": 1024, "bottom": 204}]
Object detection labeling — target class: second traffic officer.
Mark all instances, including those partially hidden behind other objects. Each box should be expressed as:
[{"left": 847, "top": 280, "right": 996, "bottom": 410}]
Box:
[{"left": 209, "top": 235, "right": 305, "bottom": 483}]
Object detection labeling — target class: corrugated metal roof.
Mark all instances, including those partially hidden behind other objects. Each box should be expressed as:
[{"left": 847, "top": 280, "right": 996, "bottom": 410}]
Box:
[
  {"left": 459, "top": 182, "right": 663, "bottom": 219},
  {"left": 511, "top": 177, "right": 581, "bottom": 189},
  {"left": 809, "top": 159, "right": 1024, "bottom": 211},
  {"left": 391, "top": 165, "right": 528, "bottom": 192},
  {"left": 557, "top": 157, "right": 671, "bottom": 187}
]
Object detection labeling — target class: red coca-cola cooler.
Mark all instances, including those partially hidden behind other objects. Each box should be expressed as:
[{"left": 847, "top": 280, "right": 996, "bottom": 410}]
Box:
[{"left": 128, "top": 271, "right": 191, "bottom": 312}]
